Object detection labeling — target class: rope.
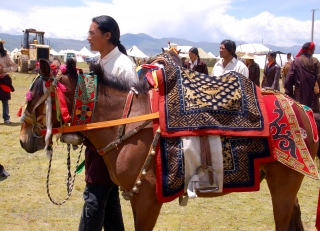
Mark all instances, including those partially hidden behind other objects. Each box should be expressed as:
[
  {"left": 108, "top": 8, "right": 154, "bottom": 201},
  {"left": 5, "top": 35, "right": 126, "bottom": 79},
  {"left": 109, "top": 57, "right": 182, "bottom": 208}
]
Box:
[{"left": 46, "top": 144, "right": 83, "bottom": 205}]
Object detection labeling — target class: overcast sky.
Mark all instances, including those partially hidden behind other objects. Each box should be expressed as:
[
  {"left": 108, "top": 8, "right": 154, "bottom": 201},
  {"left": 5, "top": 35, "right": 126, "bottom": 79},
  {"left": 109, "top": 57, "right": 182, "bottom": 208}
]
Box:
[{"left": 0, "top": 0, "right": 319, "bottom": 48}]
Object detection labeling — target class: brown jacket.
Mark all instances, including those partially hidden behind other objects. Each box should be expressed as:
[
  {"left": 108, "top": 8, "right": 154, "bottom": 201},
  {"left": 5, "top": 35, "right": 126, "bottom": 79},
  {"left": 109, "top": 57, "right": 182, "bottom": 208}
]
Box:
[{"left": 183, "top": 58, "right": 209, "bottom": 75}]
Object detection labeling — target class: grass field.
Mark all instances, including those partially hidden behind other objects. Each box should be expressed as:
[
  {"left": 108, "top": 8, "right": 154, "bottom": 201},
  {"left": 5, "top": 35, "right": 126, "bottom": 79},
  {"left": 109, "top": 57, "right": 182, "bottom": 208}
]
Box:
[{"left": 0, "top": 63, "right": 319, "bottom": 231}]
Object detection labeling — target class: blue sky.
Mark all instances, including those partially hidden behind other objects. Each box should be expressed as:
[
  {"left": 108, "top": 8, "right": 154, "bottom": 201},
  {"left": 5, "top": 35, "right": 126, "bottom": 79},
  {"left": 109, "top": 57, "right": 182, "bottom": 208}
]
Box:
[{"left": 0, "top": 0, "right": 319, "bottom": 47}]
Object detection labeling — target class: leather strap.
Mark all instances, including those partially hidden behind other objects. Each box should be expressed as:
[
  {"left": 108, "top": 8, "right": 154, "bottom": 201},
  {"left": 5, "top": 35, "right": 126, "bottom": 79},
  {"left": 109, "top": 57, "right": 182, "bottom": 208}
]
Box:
[{"left": 199, "top": 135, "right": 214, "bottom": 185}]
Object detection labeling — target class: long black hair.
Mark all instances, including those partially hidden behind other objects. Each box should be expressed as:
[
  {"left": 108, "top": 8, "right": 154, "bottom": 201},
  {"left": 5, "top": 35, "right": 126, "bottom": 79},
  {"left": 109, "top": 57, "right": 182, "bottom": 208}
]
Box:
[
  {"left": 92, "top": 15, "right": 127, "bottom": 55},
  {"left": 189, "top": 47, "right": 200, "bottom": 59},
  {"left": 221, "top": 39, "right": 237, "bottom": 58},
  {"left": 0, "top": 42, "right": 7, "bottom": 57}
]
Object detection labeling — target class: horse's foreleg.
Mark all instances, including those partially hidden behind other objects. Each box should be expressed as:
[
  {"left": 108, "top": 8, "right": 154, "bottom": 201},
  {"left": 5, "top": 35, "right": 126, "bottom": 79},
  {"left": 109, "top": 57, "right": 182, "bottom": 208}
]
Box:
[
  {"left": 263, "top": 162, "right": 305, "bottom": 231},
  {"left": 288, "top": 197, "right": 304, "bottom": 231},
  {"left": 130, "top": 187, "right": 162, "bottom": 231}
]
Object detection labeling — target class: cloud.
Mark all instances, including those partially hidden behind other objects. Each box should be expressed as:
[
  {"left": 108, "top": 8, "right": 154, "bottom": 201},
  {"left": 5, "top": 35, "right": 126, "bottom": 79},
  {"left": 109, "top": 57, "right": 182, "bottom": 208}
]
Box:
[{"left": 0, "top": 0, "right": 319, "bottom": 47}]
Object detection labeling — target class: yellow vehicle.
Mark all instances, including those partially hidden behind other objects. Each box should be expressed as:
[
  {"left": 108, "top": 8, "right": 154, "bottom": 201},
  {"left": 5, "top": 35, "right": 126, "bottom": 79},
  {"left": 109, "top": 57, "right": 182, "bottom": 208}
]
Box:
[{"left": 13, "top": 29, "right": 50, "bottom": 73}]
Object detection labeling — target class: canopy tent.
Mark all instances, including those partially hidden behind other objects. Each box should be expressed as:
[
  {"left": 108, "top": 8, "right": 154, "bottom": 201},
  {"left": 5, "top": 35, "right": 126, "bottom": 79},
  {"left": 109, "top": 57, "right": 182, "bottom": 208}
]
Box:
[
  {"left": 208, "top": 52, "right": 217, "bottom": 58},
  {"left": 11, "top": 48, "right": 19, "bottom": 53},
  {"left": 198, "top": 47, "right": 216, "bottom": 59},
  {"left": 79, "top": 46, "right": 95, "bottom": 57},
  {"left": 126, "top": 45, "right": 149, "bottom": 58},
  {"left": 10, "top": 48, "right": 19, "bottom": 58},
  {"left": 236, "top": 43, "right": 271, "bottom": 56},
  {"left": 50, "top": 49, "right": 59, "bottom": 55},
  {"left": 58, "top": 49, "right": 83, "bottom": 62},
  {"left": 313, "top": 54, "right": 320, "bottom": 61}
]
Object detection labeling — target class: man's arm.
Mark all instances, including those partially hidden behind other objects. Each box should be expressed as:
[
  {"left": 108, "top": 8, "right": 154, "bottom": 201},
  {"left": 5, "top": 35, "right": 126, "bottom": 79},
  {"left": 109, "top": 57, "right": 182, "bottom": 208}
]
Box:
[
  {"left": 255, "top": 64, "right": 260, "bottom": 87},
  {"left": 284, "top": 61, "right": 295, "bottom": 97},
  {"left": 271, "top": 65, "right": 280, "bottom": 89}
]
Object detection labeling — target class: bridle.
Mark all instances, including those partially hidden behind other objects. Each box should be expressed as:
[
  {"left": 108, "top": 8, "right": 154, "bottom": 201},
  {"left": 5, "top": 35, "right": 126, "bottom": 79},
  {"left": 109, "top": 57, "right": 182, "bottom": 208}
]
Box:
[{"left": 23, "top": 77, "right": 58, "bottom": 138}]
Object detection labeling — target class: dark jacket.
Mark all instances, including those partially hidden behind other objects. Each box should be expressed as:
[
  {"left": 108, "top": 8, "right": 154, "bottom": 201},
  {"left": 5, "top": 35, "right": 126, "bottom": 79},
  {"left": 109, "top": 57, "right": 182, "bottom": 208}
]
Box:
[
  {"left": 285, "top": 53, "right": 320, "bottom": 108},
  {"left": 183, "top": 58, "right": 208, "bottom": 75},
  {"left": 262, "top": 62, "right": 281, "bottom": 91},
  {"left": 83, "top": 138, "right": 114, "bottom": 185},
  {"left": 0, "top": 75, "right": 15, "bottom": 101},
  {"left": 247, "top": 61, "right": 260, "bottom": 87}
]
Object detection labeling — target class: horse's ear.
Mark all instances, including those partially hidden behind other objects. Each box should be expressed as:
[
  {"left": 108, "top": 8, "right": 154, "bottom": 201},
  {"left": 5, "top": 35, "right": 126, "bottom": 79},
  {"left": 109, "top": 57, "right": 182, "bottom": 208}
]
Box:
[
  {"left": 162, "top": 48, "right": 165, "bottom": 53},
  {"left": 39, "top": 59, "right": 51, "bottom": 77},
  {"left": 178, "top": 49, "right": 181, "bottom": 54}
]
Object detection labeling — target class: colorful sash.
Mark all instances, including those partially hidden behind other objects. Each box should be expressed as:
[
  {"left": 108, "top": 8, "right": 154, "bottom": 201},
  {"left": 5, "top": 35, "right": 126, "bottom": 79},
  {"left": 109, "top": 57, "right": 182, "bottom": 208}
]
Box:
[{"left": 71, "top": 73, "right": 98, "bottom": 134}]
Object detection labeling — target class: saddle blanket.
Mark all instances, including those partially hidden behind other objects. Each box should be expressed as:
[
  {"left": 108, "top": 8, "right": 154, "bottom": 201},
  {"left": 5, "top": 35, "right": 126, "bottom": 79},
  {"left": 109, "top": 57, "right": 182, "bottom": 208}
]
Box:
[
  {"left": 263, "top": 93, "right": 319, "bottom": 179},
  {"left": 156, "top": 66, "right": 270, "bottom": 138},
  {"left": 155, "top": 135, "right": 274, "bottom": 203}
]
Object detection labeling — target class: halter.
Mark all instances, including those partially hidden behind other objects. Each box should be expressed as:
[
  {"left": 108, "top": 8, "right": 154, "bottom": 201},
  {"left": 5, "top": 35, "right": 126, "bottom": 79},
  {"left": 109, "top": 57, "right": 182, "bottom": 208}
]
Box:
[{"left": 23, "top": 73, "right": 61, "bottom": 138}]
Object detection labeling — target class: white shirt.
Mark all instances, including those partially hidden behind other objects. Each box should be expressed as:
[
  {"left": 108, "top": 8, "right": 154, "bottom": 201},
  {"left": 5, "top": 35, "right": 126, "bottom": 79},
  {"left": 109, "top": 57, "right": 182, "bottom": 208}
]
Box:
[
  {"left": 100, "top": 46, "right": 139, "bottom": 83},
  {"left": 188, "top": 59, "right": 198, "bottom": 69},
  {"left": 211, "top": 57, "right": 249, "bottom": 78},
  {"left": 0, "top": 54, "right": 17, "bottom": 74}
]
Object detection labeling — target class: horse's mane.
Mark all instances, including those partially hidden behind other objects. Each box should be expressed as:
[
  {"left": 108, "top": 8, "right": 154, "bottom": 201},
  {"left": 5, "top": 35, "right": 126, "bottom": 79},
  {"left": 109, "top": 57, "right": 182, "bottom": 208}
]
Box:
[
  {"left": 89, "top": 63, "right": 150, "bottom": 94},
  {"left": 31, "top": 58, "right": 78, "bottom": 99}
]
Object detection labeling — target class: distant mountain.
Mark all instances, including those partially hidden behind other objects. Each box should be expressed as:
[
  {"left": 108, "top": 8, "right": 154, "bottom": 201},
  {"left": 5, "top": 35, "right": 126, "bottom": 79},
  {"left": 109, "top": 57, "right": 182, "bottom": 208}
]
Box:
[{"left": 0, "top": 32, "right": 302, "bottom": 57}]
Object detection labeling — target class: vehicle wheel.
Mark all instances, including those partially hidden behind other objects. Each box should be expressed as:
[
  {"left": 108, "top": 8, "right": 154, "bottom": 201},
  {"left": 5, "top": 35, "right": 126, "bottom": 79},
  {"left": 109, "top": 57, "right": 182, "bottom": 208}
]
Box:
[{"left": 18, "top": 55, "right": 28, "bottom": 73}]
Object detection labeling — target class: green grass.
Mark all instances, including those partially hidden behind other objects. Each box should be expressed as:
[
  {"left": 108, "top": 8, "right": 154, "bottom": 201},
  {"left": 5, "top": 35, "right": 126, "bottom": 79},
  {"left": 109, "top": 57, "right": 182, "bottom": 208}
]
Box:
[{"left": 0, "top": 63, "right": 319, "bottom": 230}]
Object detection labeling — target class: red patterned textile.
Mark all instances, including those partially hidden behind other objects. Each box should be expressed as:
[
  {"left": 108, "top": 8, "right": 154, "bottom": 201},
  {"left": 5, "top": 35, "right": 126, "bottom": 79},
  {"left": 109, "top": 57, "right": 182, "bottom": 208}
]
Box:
[{"left": 263, "top": 94, "right": 319, "bottom": 179}]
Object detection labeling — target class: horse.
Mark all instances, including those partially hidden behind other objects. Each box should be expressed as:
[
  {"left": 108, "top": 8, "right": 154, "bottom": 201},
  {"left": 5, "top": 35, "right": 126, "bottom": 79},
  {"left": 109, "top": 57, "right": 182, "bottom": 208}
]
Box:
[{"left": 19, "top": 57, "right": 320, "bottom": 231}]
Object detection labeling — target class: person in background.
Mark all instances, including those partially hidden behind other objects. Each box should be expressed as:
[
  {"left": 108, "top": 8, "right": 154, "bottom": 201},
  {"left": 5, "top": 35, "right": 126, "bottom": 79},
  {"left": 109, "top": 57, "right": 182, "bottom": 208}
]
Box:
[
  {"left": 79, "top": 15, "right": 138, "bottom": 231},
  {"left": 181, "top": 57, "right": 187, "bottom": 67},
  {"left": 211, "top": 39, "right": 248, "bottom": 77},
  {"left": 261, "top": 52, "right": 280, "bottom": 91},
  {"left": 0, "top": 39, "right": 17, "bottom": 124},
  {"left": 286, "top": 53, "right": 293, "bottom": 63},
  {"left": 285, "top": 42, "right": 320, "bottom": 111},
  {"left": 281, "top": 53, "right": 293, "bottom": 88},
  {"left": 242, "top": 52, "right": 260, "bottom": 87},
  {"left": 183, "top": 47, "right": 208, "bottom": 75}
]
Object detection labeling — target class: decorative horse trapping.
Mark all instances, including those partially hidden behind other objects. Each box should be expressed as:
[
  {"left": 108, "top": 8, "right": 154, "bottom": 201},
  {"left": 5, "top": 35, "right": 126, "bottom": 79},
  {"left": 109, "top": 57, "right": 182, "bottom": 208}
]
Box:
[{"left": 157, "top": 67, "right": 269, "bottom": 137}]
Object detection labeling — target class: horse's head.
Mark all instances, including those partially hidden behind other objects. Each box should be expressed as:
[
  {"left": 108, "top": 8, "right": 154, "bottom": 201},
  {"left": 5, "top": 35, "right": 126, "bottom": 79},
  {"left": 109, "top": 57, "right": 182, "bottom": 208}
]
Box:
[
  {"left": 19, "top": 59, "right": 78, "bottom": 153},
  {"left": 147, "top": 48, "right": 183, "bottom": 67}
]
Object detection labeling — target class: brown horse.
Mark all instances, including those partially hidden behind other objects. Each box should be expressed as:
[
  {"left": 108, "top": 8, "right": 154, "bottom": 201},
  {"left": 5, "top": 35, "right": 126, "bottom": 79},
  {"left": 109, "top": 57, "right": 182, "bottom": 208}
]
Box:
[{"left": 19, "top": 57, "right": 320, "bottom": 231}]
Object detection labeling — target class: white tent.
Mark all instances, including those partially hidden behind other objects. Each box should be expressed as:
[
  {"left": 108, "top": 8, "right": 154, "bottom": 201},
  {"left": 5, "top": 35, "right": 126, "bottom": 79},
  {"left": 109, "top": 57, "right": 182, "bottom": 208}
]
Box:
[
  {"left": 50, "top": 49, "right": 59, "bottom": 55},
  {"left": 79, "top": 46, "right": 95, "bottom": 57},
  {"left": 11, "top": 48, "right": 18, "bottom": 53},
  {"left": 198, "top": 47, "right": 216, "bottom": 59},
  {"left": 126, "top": 45, "right": 149, "bottom": 58},
  {"left": 236, "top": 43, "right": 271, "bottom": 55},
  {"left": 58, "top": 49, "right": 84, "bottom": 62},
  {"left": 313, "top": 54, "right": 320, "bottom": 61},
  {"left": 208, "top": 52, "right": 217, "bottom": 58},
  {"left": 10, "top": 48, "right": 19, "bottom": 59}
]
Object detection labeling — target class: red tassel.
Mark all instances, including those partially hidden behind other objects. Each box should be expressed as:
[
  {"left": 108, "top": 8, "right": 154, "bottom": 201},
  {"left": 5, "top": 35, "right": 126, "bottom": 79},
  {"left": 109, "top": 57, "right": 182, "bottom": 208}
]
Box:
[
  {"left": 315, "top": 188, "right": 320, "bottom": 230},
  {"left": 17, "top": 106, "right": 23, "bottom": 117}
]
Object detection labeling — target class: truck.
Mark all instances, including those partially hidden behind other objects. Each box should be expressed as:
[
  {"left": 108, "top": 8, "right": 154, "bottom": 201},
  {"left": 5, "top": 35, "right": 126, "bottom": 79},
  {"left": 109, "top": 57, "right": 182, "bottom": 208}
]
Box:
[{"left": 13, "top": 29, "right": 50, "bottom": 73}]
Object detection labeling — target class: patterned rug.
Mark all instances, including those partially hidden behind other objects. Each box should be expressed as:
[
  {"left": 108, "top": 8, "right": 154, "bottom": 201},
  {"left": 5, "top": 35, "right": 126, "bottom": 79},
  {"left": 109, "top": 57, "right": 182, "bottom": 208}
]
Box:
[
  {"left": 155, "top": 136, "right": 274, "bottom": 203},
  {"left": 157, "top": 66, "right": 269, "bottom": 137},
  {"left": 263, "top": 93, "right": 319, "bottom": 179}
]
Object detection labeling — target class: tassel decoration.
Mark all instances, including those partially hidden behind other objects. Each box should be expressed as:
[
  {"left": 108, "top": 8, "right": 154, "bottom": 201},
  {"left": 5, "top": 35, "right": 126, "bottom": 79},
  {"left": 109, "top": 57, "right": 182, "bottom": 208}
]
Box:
[{"left": 17, "top": 106, "right": 23, "bottom": 117}]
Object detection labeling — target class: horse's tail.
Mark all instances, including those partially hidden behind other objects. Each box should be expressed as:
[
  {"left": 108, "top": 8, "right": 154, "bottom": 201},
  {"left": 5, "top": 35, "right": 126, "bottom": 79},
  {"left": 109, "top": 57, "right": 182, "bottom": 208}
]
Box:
[{"left": 313, "top": 112, "right": 320, "bottom": 159}]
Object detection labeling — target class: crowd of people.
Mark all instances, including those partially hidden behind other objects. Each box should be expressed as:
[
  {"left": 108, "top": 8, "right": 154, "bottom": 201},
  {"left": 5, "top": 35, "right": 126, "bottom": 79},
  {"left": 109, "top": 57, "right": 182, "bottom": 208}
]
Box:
[
  {"left": 1, "top": 13, "right": 320, "bottom": 231},
  {"left": 181, "top": 40, "right": 320, "bottom": 112}
]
